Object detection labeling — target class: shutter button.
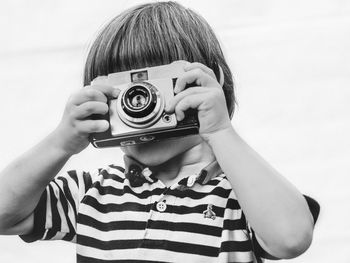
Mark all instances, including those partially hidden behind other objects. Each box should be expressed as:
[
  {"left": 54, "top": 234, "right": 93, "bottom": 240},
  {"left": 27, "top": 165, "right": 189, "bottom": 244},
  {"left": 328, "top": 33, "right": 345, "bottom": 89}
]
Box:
[{"left": 156, "top": 201, "right": 167, "bottom": 212}]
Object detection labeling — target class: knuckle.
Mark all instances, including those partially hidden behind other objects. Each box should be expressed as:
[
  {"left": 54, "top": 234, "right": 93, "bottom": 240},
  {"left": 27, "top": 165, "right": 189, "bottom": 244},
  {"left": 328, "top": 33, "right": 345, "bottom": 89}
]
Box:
[
  {"left": 85, "top": 89, "right": 97, "bottom": 100},
  {"left": 93, "top": 88, "right": 108, "bottom": 102},
  {"left": 193, "top": 68, "right": 204, "bottom": 76},
  {"left": 85, "top": 105, "right": 94, "bottom": 114},
  {"left": 68, "top": 108, "right": 77, "bottom": 119},
  {"left": 95, "top": 85, "right": 112, "bottom": 95},
  {"left": 178, "top": 100, "right": 188, "bottom": 110},
  {"left": 72, "top": 121, "right": 82, "bottom": 134},
  {"left": 67, "top": 93, "right": 78, "bottom": 105},
  {"left": 89, "top": 122, "right": 98, "bottom": 132}
]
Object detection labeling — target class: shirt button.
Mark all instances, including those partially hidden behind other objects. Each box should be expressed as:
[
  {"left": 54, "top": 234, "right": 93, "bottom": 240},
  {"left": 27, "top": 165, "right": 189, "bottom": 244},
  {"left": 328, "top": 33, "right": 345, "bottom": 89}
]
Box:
[
  {"left": 156, "top": 201, "right": 167, "bottom": 212},
  {"left": 187, "top": 175, "right": 197, "bottom": 187}
]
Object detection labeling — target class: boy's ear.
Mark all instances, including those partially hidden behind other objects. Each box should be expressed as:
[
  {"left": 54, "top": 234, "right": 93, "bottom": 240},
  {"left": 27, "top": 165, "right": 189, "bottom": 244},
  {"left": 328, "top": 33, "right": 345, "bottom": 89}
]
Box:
[
  {"left": 212, "top": 62, "right": 224, "bottom": 87},
  {"left": 218, "top": 65, "right": 224, "bottom": 87}
]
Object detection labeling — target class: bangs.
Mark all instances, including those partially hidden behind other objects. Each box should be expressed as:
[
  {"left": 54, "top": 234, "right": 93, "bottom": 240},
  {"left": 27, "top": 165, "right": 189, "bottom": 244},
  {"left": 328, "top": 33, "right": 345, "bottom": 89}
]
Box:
[{"left": 84, "top": 2, "right": 217, "bottom": 85}]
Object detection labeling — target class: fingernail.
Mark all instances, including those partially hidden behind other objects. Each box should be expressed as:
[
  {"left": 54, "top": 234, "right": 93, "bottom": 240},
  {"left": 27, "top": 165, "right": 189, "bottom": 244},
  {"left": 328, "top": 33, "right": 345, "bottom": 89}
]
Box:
[{"left": 184, "top": 61, "right": 191, "bottom": 69}]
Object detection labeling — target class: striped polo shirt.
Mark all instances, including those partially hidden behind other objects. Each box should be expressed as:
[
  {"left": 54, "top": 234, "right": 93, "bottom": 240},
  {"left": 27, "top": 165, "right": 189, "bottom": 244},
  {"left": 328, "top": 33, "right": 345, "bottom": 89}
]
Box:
[{"left": 20, "top": 156, "right": 319, "bottom": 262}]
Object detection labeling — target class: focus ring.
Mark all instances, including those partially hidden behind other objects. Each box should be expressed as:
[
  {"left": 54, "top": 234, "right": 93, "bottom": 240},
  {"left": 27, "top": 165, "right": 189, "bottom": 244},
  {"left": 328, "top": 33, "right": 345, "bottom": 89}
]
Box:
[{"left": 121, "top": 83, "right": 157, "bottom": 118}]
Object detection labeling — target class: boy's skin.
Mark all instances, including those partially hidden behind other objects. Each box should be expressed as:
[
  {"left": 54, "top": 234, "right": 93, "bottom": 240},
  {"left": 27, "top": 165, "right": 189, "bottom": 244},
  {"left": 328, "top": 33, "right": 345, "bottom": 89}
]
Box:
[{"left": 0, "top": 62, "right": 314, "bottom": 259}]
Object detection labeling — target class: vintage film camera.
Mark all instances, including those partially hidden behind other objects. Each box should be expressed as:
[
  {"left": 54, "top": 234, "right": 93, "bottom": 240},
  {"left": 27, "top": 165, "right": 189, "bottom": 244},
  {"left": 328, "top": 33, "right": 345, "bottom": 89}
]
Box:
[{"left": 89, "top": 60, "right": 222, "bottom": 148}]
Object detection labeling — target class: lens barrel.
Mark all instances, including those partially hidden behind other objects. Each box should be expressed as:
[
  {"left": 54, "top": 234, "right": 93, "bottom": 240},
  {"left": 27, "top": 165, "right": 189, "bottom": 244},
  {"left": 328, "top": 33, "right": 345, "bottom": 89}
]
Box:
[
  {"left": 117, "top": 81, "right": 164, "bottom": 128},
  {"left": 122, "top": 84, "right": 157, "bottom": 118}
]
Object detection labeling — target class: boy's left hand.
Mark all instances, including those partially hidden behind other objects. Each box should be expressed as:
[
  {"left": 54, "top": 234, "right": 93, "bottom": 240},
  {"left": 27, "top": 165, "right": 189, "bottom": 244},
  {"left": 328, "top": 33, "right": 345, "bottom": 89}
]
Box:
[{"left": 165, "top": 62, "right": 232, "bottom": 142}]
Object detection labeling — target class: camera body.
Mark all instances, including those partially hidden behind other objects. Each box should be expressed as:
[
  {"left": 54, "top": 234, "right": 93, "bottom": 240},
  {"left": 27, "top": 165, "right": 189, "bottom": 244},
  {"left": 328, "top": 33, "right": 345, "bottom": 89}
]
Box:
[{"left": 89, "top": 61, "right": 199, "bottom": 148}]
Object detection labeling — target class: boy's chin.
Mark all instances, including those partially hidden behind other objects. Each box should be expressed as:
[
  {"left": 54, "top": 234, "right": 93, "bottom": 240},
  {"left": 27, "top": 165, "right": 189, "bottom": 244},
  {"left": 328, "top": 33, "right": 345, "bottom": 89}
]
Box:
[{"left": 121, "top": 135, "right": 202, "bottom": 167}]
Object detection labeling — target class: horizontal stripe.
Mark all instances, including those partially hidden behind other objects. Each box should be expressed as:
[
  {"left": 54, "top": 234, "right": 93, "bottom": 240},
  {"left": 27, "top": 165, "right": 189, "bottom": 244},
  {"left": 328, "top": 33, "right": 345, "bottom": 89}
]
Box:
[
  {"left": 88, "top": 188, "right": 155, "bottom": 205},
  {"left": 93, "top": 178, "right": 232, "bottom": 200},
  {"left": 146, "top": 219, "right": 222, "bottom": 236},
  {"left": 78, "top": 223, "right": 145, "bottom": 241},
  {"left": 78, "top": 224, "right": 221, "bottom": 247},
  {"left": 204, "top": 177, "right": 225, "bottom": 186},
  {"left": 226, "top": 198, "right": 241, "bottom": 210},
  {"left": 78, "top": 203, "right": 228, "bottom": 229},
  {"left": 77, "top": 235, "right": 219, "bottom": 257},
  {"left": 100, "top": 169, "right": 125, "bottom": 183},
  {"left": 218, "top": 250, "right": 254, "bottom": 263},
  {"left": 219, "top": 229, "right": 250, "bottom": 242},
  {"left": 81, "top": 195, "right": 228, "bottom": 218},
  {"left": 78, "top": 203, "right": 150, "bottom": 223},
  {"left": 169, "top": 187, "right": 231, "bottom": 199},
  {"left": 107, "top": 164, "right": 125, "bottom": 174},
  {"left": 95, "top": 170, "right": 231, "bottom": 191},
  {"left": 163, "top": 203, "right": 225, "bottom": 217},
  {"left": 78, "top": 217, "right": 222, "bottom": 238},
  {"left": 77, "top": 254, "right": 167, "bottom": 263},
  {"left": 87, "top": 187, "right": 231, "bottom": 209},
  {"left": 81, "top": 195, "right": 152, "bottom": 213},
  {"left": 93, "top": 181, "right": 165, "bottom": 199},
  {"left": 78, "top": 213, "right": 147, "bottom": 231},
  {"left": 220, "top": 240, "right": 252, "bottom": 252},
  {"left": 223, "top": 218, "right": 247, "bottom": 231},
  {"left": 77, "top": 245, "right": 215, "bottom": 262}
]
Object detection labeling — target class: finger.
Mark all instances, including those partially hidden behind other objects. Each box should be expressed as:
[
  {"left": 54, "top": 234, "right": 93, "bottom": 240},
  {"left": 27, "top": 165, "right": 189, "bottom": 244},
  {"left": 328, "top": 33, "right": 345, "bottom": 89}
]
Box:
[
  {"left": 166, "top": 86, "right": 207, "bottom": 113},
  {"left": 76, "top": 119, "right": 109, "bottom": 134},
  {"left": 174, "top": 95, "right": 203, "bottom": 121},
  {"left": 69, "top": 87, "right": 120, "bottom": 106},
  {"left": 184, "top": 62, "right": 216, "bottom": 80},
  {"left": 69, "top": 89, "right": 107, "bottom": 105},
  {"left": 91, "top": 76, "right": 108, "bottom": 85},
  {"left": 87, "top": 85, "right": 120, "bottom": 99},
  {"left": 174, "top": 68, "right": 216, "bottom": 94},
  {"left": 73, "top": 101, "right": 109, "bottom": 119}
]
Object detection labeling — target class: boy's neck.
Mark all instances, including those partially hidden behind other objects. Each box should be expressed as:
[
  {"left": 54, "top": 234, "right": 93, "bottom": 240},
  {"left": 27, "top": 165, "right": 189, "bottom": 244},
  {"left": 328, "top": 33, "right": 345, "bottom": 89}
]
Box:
[{"left": 150, "top": 141, "right": 215, "bottom": 187}]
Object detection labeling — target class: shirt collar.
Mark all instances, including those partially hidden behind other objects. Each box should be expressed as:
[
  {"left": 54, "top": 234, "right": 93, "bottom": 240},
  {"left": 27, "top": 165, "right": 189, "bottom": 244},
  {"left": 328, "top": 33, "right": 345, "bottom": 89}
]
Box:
[{"left": 123, "top": 155, "right": 222, "bottom": 188}]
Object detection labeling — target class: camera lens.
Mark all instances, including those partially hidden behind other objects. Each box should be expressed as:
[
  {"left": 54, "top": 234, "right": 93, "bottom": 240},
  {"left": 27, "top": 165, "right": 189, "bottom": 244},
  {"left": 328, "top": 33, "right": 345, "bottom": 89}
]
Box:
[
  {"left": 122, "top": 84, "right": 157, "bottom": 118},
  {"left": 117, "top": 81, "right": 164, "bottom": 128}
]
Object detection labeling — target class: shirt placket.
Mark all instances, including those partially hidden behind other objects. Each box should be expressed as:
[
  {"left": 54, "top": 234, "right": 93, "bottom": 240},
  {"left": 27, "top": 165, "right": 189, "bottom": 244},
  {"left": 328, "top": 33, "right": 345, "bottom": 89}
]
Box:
[
  {"left": 143, "top": 180, "right": 167, "bottom": 239},
  {"left": 142, "top": 175, "right": 199, "bottom": 240}
]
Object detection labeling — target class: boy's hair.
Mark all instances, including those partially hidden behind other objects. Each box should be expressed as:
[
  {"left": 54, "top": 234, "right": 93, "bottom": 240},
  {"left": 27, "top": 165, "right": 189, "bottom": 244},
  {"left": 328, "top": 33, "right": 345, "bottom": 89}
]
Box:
[{"left": 84, "top": 1, "right": 236, "bottom": 117}]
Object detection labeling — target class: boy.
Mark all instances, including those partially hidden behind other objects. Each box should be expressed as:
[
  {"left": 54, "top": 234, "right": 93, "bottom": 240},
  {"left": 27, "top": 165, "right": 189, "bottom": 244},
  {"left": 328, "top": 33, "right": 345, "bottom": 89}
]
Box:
[{"left": 0, "top": 2, "right": 319, "bottom": 262}]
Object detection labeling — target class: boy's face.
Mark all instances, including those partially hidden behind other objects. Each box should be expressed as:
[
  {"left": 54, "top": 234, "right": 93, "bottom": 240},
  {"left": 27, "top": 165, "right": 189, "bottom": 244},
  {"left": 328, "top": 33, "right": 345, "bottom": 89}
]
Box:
[{"left": 121, "top": 134, "right": 203, "bottom": 166}]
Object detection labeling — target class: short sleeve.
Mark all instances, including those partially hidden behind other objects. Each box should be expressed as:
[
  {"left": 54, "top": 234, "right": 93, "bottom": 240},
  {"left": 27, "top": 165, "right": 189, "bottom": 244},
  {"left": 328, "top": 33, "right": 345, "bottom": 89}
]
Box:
[
  {"left": 251, "top": 195, "right": 320, "bottom": 260},
  {"left": 19, "top": 170, "right": 95, "bottom": 243}
]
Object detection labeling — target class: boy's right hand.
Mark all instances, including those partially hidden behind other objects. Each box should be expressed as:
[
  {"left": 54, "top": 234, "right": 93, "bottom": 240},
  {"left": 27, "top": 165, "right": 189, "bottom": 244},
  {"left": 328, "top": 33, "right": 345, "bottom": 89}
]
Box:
[{"left": 52, "top": 84, "right": 120, "bottom": 155}]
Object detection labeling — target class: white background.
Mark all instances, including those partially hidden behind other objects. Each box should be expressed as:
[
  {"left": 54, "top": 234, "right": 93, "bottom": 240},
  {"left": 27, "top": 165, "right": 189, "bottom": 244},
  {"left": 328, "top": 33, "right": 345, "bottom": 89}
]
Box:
[{"left": 0, "top": 0, "right": 349, "bottom": 262}]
